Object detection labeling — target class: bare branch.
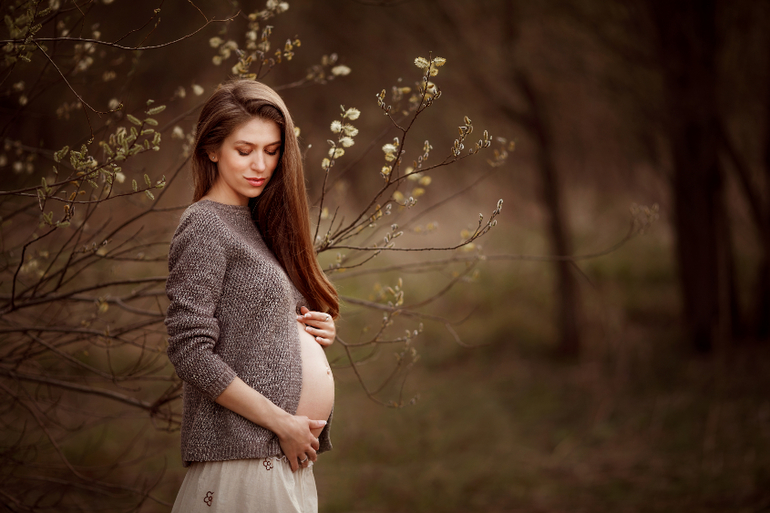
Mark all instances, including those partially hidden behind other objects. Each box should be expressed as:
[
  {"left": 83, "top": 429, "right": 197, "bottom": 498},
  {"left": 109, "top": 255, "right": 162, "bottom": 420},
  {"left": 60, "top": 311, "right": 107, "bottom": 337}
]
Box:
[
  {"left": 0, "top": 369, "right": 178, "bottom": 420},
  {"left": 2, "top": 14, "right": 238, "bottom": 52},
  {"left": 2, "top": 276, "right": 167, "bottom": 314}
]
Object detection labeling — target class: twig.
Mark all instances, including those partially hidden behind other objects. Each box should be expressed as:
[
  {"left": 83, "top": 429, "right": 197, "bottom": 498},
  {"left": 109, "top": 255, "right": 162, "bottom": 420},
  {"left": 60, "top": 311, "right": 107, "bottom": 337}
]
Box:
[
  {"left": 32, "top": 41, "right": 97, "bottom": 136},
  {"left": 1, "top": 276, "right": 167, "bottom": 314},
  {"left": 3, "top": 15, "right": 238, "bottom": 52},
  {"left": 0, "top": 369, "right": 174, "bottom": 418}
]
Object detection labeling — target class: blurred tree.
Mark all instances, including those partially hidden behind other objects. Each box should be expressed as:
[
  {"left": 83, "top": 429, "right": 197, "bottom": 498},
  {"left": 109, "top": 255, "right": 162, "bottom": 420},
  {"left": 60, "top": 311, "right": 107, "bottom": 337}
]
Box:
[
  {"left": 759, "top": 64, "right": 770, "bottom": 339},
  {"left": 497, "top": 2, "right": 582, "bottom": 357},
  {"left": 405, "top": 0, "right": 583, "bottom": 357},
  {"left": 652, "top": 0, "right": 727, "bottom": 352},
  {"left": 568, "top": 0, "right": 766, "bottom": 352},
  {"left": 391, "top": 0, "right": 770, "bottom": 354},
  {"left": 718, "top": 0, "right": 770, "bottom": 341}
]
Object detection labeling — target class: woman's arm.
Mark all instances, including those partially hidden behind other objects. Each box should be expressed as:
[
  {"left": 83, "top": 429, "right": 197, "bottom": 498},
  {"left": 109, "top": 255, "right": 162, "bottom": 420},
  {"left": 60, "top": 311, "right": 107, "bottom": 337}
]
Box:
[
  {"left": 215, "top": 377, "right": 326, "bottom": 472},
  {"left": 297, "top": 306, "right": 336, "bottom": 347},
  {"left": 166, "top": 211, "right": 238, "bottom": 399}
]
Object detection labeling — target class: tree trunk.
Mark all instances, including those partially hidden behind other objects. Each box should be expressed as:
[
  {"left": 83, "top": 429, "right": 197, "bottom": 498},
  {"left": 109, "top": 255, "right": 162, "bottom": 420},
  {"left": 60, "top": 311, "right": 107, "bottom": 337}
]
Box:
[
  {"left": 756, "top": 52, "right": 770, "bottom": 340},
  {"left": 499, "top": 1, "right": 581, "bottom": 357},
  {"left": 510, "top": 71, "right": 581, "bottom": 357},
  {"left": 427, "top": 0, "right": 583, "bottom": 356},
  {"left": 653, "top": 0, "right": 727, "bottom": 352}
]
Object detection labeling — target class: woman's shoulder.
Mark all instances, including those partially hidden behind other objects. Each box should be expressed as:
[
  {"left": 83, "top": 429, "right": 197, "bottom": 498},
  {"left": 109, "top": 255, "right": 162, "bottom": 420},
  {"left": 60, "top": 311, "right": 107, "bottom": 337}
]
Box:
[
  {"left": 170, "top": 200, "right": 265, "bottom": 261},
  {"left": 179, "top": 199, "right": 223, "bottom": 223},
  {"left": 171, "top": 201, "right": 223, "bottom": 239},
  {"left": 174, "top": 200, "right": 252, "bottom": 237},
  {"left": 169, "top": 203, "right": 244, "bottom": 259}
]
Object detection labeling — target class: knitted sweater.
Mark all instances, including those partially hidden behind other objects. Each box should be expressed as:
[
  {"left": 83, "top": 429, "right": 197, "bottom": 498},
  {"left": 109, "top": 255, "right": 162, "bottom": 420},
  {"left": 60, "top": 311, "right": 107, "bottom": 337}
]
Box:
[{"left": 165, "top": 199, "right": 332, "bottom": 466}]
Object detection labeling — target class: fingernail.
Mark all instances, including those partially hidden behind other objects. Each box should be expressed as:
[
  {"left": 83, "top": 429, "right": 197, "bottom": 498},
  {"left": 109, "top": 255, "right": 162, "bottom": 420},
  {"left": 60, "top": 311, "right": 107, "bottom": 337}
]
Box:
[{"left": 304, "top": 313, "right": 311, "bottom": 318}]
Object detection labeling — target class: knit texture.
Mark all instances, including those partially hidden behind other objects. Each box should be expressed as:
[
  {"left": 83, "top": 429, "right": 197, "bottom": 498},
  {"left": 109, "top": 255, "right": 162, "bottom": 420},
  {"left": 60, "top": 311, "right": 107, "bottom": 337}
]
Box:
[{"left": 165, "top": 199, "right": 332, "bottom": 466}]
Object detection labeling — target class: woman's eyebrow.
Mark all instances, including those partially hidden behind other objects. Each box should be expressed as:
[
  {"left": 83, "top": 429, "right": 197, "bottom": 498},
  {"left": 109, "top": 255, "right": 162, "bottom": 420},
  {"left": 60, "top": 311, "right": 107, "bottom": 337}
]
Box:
[{"left": 234, "top": 140, "right": 282, "bottom": 147}]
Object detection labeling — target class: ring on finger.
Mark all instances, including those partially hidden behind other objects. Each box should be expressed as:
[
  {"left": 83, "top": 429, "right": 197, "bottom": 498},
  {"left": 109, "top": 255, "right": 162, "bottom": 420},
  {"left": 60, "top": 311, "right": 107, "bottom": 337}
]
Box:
[
  {"left": 299, "top": 456, "right": 308, "bottom": 464},
  {"left": 325, "top": 314, "right": 331, "bottom": 322}
]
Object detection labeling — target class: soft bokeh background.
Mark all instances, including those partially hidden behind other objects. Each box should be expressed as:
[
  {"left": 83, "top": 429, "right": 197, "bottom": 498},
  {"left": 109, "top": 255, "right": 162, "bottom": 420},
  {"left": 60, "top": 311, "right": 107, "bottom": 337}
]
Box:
[{"left": 2, "top": 1, "right": 769, "bottom": 511}]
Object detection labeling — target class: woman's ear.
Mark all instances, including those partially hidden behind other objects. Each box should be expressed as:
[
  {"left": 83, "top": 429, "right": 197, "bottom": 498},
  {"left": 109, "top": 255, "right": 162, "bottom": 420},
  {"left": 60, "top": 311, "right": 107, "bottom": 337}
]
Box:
[{"left": 208, "top": 152, "right": 218, "bottom": 162}]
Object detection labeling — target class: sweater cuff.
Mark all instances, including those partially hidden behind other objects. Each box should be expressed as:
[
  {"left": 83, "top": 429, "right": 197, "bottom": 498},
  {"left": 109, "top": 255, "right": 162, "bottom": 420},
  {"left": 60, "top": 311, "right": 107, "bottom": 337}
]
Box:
[{"left": 207, "top": 366, "right": 238, "bottom": 401}]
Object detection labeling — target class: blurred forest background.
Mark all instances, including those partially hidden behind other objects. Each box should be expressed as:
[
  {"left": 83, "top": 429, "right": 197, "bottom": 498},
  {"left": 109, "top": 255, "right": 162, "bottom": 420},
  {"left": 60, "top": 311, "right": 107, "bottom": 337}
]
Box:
[{"left": 1, "top": 0, "right": 769, "bottom": 511}]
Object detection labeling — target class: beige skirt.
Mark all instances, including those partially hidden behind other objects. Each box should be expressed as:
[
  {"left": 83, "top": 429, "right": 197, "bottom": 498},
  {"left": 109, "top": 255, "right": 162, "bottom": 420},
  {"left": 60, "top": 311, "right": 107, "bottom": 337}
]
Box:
[{"left": 170, "top": 457, "right": 317, "bottom": 513}]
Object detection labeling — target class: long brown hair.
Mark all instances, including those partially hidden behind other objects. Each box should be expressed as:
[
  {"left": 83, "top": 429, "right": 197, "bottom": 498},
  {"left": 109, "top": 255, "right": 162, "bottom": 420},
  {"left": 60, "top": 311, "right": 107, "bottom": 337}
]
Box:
[{"left": 192, "top": 80, "right": 339, "bottom": 318}]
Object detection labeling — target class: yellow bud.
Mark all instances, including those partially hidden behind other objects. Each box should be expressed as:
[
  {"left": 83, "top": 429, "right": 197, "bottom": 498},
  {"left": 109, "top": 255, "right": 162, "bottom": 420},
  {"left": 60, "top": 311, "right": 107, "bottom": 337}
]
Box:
[
  {"left": 331, "top": 65, "right": 351, "bottom": 76},
  {"left": 414, "top": 57, "right": 429, "bottom": 69},
  {"left": 344, "top": 107, "right": 360, "bottom": 120}
]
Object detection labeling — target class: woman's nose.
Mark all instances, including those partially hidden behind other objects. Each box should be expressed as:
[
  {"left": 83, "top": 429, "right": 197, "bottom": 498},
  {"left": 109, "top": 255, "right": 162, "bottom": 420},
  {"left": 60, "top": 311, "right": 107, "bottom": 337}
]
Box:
[{"left": 252, "top": 153, "right": 266, "bottom": 171}]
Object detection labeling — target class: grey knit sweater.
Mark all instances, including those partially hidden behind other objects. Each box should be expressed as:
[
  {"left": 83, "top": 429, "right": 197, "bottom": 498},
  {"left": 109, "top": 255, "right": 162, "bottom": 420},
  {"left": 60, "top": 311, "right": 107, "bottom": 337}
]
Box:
[{"left": 165, "top": 199, "right": 332, "bottom": 466}]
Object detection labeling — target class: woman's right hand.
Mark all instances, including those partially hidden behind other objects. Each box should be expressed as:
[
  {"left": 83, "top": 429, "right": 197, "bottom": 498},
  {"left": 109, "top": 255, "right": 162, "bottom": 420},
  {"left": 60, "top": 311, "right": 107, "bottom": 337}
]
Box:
[
  {"left": 214, "top": 377, "right": 326, "bottom": 472},
  {"left": 275, "top": 414, "right": 326, "bottom": 472}
]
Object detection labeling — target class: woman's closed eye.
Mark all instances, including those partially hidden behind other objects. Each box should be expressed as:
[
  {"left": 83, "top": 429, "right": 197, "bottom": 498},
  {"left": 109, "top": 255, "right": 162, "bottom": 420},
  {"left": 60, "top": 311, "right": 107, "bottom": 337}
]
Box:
[{"left": 238, "top": 149, "right": 278, "bottom": 156}]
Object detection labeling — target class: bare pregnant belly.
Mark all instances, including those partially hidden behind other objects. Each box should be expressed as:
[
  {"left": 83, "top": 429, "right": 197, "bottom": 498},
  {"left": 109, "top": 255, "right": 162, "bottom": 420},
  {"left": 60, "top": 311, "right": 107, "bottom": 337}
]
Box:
[{"left": 295, "top": 321, "right": 334, "bottom": 438}]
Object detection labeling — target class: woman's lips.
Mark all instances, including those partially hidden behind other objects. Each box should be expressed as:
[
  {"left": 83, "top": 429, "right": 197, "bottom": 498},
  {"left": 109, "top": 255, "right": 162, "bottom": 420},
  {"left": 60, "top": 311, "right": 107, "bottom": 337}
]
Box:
[{"left": 245, "top": 177, "right": 266, "bottom": 187}]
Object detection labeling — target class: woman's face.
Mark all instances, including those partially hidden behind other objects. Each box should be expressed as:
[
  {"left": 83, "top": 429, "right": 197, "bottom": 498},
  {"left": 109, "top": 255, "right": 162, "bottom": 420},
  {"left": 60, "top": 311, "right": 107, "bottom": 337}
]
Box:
[{"left": 206, "top": 117, "right": 282, "bottom": 206}]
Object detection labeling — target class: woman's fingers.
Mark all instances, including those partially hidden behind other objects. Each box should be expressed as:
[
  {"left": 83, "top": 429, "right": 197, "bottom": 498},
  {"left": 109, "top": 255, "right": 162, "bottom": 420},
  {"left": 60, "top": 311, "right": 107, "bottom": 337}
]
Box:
[
  {"left": 302, "top": 324, "right": 333, "bottom": 346},
  {"left": 296, "top": 450, "right": 314, "bottom": 469},
  {"left": 297, "top": 310, "right": 331, "bottom": 327},
  {"left": 297, "top": 307, "right": 336, "bottom": 347},
  {"left": 278, "top": 417, "right": 326, "bottom": 472},
  {"left": 305, "top": 324, "right": 331, "bottom": 339},
  {"left": 309, "top": 421, "right": 325, "bottom": 440},
  {"left": 303, "top": 324, "right": 329, "bottom": 335},
  {"left": 295, "top": 434, "right": 321, "bottom": 469}
]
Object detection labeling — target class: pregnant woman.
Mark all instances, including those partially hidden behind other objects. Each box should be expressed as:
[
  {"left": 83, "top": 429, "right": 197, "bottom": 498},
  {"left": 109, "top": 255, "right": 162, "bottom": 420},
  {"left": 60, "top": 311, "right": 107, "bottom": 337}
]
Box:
[{"left": 164, "top": 80, "right": 338, "bottom": 512}]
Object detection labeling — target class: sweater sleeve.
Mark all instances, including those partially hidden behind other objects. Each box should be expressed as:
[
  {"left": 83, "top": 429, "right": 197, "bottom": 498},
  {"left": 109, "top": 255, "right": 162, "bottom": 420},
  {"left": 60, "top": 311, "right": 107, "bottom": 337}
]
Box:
[{"left": 165, "top": 209, "right": 238, "bottom": 400}]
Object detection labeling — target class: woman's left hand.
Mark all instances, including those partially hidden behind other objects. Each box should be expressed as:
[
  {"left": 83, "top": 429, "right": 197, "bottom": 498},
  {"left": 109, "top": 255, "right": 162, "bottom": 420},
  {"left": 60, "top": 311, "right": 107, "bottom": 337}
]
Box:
[{"left": 298, "top": 307, "right": 335, "bottom": 347}]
